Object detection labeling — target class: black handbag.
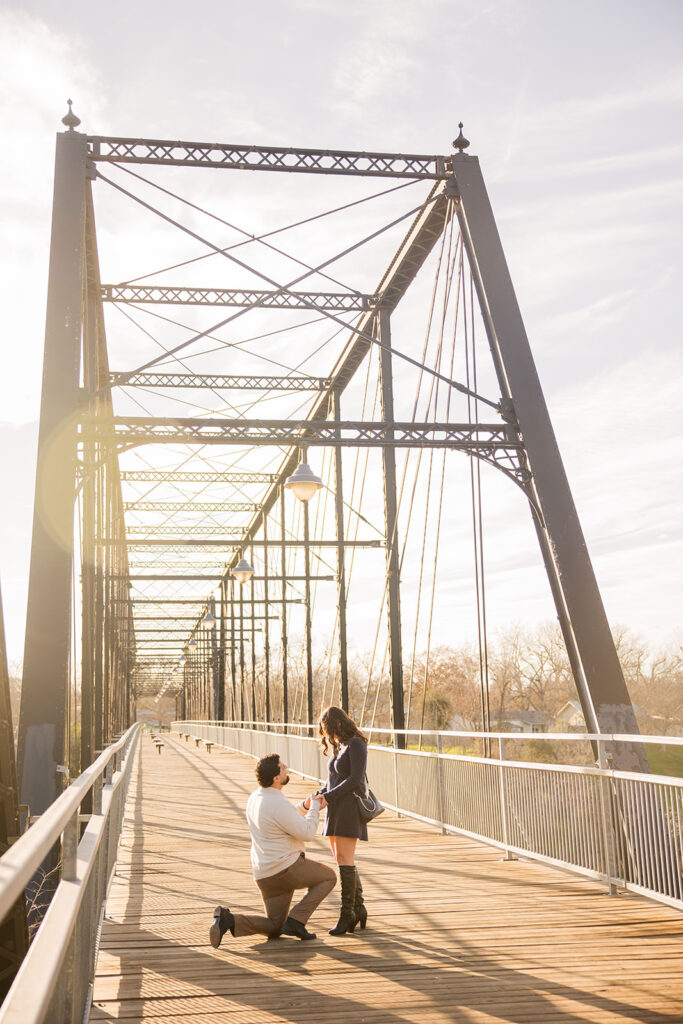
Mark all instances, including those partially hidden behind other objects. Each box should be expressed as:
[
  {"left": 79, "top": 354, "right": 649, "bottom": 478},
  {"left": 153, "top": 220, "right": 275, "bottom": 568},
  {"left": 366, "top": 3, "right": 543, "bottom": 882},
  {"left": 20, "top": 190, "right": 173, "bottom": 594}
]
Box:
[{"left": 355, "top": 778, "right": 385, "bottom": 823}]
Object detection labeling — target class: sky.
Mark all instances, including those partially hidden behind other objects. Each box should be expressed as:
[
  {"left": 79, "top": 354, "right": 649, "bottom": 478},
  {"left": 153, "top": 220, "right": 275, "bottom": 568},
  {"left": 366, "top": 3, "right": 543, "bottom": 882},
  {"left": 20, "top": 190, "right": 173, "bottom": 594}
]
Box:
[{"left": 0, "top": 0, "right": 682, "bottom": 670}]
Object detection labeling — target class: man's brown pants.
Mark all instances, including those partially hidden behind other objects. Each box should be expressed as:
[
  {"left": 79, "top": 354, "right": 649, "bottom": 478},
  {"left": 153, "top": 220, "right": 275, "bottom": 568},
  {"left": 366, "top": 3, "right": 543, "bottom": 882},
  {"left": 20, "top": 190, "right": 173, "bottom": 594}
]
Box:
[{"left": 233, "top": 853, "right": 336, "bottom": 937}]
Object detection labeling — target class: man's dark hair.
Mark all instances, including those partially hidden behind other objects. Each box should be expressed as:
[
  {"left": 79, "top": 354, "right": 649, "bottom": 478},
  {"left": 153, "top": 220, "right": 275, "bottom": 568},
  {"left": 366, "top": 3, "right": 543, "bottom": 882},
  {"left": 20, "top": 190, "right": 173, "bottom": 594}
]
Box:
[{"left": 256, "top": 753, "right": 281, "bottom": 788}]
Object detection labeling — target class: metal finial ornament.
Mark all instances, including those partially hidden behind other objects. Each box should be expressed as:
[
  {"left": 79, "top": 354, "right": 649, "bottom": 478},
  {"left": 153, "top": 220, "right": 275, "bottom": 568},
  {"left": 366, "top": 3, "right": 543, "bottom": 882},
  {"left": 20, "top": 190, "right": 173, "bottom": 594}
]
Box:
[
  {"left": 452, "top": 122, "right": 470, "bottom": 152},
  {"left": 62, "top": 99, "right": 81, "bottom": 131}
]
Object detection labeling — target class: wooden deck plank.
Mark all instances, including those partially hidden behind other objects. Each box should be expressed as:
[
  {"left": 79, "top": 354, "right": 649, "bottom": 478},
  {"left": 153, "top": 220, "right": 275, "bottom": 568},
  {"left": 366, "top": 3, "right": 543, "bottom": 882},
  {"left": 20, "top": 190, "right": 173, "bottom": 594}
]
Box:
[{"left": 89, "top": 732, "right": 683, "bottom": 1023}]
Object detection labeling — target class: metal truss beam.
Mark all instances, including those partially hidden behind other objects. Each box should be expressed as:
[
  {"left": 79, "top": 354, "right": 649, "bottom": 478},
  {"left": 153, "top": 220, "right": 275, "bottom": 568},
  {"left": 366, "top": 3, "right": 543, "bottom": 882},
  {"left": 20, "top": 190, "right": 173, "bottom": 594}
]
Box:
[
  {"left": 88, "top": 136, "right": 449, "bottom": 179},
  {"left": 126, "top": 574, "right": 335, "bottom": 581},
  {"left": 134, "top": 629, "right": 255, "bottom": 635},
  {"left": 123, "top": 538, "right": 382, "bottom": 548},
  {"left": 17, "top": 130, "right": 89, "bottom": 818},
  {"left": 84, "top": 416, "right": 520, "bottom": 452},
  {"left": 102, "top": 284, "right": 373, "bottom": 312},
  {"left": 127, "top": 565, "right": 232, "bottom": 573},
  {"left": 452, "top": 152, "right": 644, "bottom": 769},
  {"left": 125, "top": 616, "right": 278, "bottom": 621},
  {"left": 124, "top": 501, "right": 259, "bottom": 513},
  {"left": 120, "top": 470, "right": 277, "bottom": 483},
  {"left": 126, "top": 598, "right": 304, "bottom": 605},
  {"left": 111, "top": 372, "right": 331, "bottom": 391},
  {"left": 126, "top": 526, "right": 247, "bottom": 537}
]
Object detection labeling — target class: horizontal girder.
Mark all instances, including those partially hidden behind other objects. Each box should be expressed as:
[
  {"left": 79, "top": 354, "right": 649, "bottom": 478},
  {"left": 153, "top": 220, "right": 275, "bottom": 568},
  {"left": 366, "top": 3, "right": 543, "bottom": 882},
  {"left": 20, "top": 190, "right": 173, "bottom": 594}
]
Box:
[
  {"left": 120, "top": 470, "right": 277, "bottom": 483},
  {"left": 102, "top": 284, "right": 373, "bottom": 311},
  {"left": 124, "top": 501, "right": 259, "bottom": 513},
  {"left": 111, "top": 372, "right": 331, "bottom": 391},
  {"left": 122, "top": 538, "right": 381, "bottom": 548},
  {"left": 88, "top": 136, "right": 449, "bottom": 179},
  {"left": 126, "top": 598, "right": 304, "bottom": 604},
  {"left": 125, "top": 574, "right": 335, "bottom": 581},
  {"left": 125, "top": 615, "right": 277, "bottom": 621},
  {"left": 126, "top": 526, "right": 247, "bottom": 536},
  {"left": 83, "top": 417, "right": 517, "bottom": 450}
]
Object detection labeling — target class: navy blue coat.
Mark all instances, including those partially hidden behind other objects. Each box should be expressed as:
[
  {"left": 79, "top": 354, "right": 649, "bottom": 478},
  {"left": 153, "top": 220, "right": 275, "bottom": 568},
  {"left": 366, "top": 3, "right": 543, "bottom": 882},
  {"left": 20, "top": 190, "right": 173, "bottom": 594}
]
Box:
[{"left": 321, "top": 736, "right": 368, "bottom": 841}]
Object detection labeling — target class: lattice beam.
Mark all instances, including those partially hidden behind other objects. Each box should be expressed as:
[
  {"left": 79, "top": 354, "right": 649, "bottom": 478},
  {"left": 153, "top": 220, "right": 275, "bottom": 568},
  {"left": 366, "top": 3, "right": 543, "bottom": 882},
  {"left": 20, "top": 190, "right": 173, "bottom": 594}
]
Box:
[
  {"left": 88, "top": 136, "right": 449, "bottom": 179},
  {"left": 111, "top": 372, "right": 331, "bottom": 391},
  {"left": 102, "top": 284, "right": 373, "bottom": 311},
  {"left": 124, "top": 501, "right": 259, "bottom": 513},
  {"left": 120, "top": 470, "right": 277, "bottom": 483}
]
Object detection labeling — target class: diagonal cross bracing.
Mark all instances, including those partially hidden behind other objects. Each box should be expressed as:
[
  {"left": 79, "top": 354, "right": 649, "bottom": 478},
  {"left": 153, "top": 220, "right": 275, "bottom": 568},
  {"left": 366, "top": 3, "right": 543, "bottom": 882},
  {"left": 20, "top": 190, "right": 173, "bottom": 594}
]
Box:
[
  {"left": 87, "top": 136, "right": 450, "bottom": 179},
  {"left": 120, "top": 470, "right": 277, "bottom": 483},
  {"left": 86, "top": 417, "right": 516, "bottom": 450},
  {"left": 102, "top": 284, "right": 373, "bottom": 311},
  {"left": 111, "top": 372, "right": 331, "bottom": 391}
]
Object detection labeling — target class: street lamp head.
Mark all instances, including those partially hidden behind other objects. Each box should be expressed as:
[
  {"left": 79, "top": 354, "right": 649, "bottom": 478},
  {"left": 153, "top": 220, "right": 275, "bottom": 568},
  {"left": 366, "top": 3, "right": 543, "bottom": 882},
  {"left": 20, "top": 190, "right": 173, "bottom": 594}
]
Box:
[
  {"left": 187, "top": 638, "right": 198, "bottom": 652},
  {"left": 202, "top": 607, "right": 216, "bottom": 628},
  {"left": 284, "top": 461, "right": 323, "bottom": 502},
  {"left": 232, "top": 557, "right": 255, "bottom": 585}
]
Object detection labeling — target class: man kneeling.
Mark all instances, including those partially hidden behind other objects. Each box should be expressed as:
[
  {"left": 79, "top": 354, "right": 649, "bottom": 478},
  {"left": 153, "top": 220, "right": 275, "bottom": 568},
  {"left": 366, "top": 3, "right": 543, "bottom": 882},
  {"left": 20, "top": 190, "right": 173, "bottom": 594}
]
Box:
[{"left": 210, "top": 753, "right": 335, "bottom": 944}]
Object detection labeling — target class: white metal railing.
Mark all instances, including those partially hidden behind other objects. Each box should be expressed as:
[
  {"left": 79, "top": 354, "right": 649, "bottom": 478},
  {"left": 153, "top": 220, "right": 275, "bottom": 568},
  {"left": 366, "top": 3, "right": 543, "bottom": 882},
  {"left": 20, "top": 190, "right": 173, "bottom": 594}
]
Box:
[
  {"left": 0, "top": 722, "right": 140, "bottom": 1024},
  {"left": 174, "top": 720, "right": 683, "bottom": 912}
]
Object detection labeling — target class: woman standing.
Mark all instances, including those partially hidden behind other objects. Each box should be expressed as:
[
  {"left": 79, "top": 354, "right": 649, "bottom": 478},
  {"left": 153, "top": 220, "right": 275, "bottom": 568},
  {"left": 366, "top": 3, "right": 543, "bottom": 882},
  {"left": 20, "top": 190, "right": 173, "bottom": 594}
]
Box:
[{"left": 318, "top": 706, "right": 369, "bottom": 935}]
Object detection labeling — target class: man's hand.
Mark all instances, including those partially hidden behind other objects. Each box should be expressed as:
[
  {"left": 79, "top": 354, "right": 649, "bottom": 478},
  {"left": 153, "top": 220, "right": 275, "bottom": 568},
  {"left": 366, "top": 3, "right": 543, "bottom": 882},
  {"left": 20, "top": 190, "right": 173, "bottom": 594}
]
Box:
[{"left": 304, "top": 793, "right": 326, "bottom": 810}]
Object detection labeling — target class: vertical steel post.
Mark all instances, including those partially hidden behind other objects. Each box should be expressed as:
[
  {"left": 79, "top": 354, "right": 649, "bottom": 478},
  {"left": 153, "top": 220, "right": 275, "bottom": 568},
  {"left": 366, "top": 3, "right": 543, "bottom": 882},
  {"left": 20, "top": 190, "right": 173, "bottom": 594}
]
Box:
[
  {"left": 333, "top": 392, "right": 349, "bottom": 711},
  {"left": 217, "top": 592, "right": 225, "bottom": 721},
  {"left": 239, "top": 584, "right": 246, "bottom": 721},
  {"left": 436, "top": 734, "right": 446, "bottom": 834},
  {"left": 80, "top": 256, "right": 97, "bottom": 775},
  {"left": 280, "top": 487, "right": 289, "bottom": 726},
  {"left": 377, "top": 309, "right": 406, "bottom": 745},
  {"left": 263, "top": 514, "right": 271, "bottom": 723},
  {"left": 451, "top": 152, "right": 644, "bottom": 770},
  {"left": 250, "top": 546, "right": 257, "bottom": 724},
  {"left": 210, "top": 599, "right": 219, "bottom": 720},
  {"left": 229, "top": 579, "right": 237, "bottom": 721},
  {"left": 94, "top": 463, "right": 104, "bottom": 752},
  {"left": 303, "top": 499, "right": 314, "bottom": 724},
  {"left": 17, "top": 128, "right": 88, "bottom": 813}
]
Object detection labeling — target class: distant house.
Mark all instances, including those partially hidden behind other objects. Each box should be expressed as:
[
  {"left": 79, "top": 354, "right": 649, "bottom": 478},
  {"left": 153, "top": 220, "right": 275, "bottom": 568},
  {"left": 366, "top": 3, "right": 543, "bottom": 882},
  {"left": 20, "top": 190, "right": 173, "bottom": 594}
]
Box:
[
  {"left": 490, "top": 710, "right": 553, "bottom": 734},
  {"left": 554, "top": 701, "right": 585, "bottom": 729},
  {"left": 554, "top": 700, "right": 648, "bottom": 730}
]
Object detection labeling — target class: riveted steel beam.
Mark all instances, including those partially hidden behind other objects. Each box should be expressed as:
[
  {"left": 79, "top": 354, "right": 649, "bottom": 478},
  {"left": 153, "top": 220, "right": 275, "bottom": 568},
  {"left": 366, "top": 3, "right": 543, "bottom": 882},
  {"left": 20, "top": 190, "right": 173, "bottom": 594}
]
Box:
[
  {"left": 111, "top": 372, "right": 332, "bottom": 391},
  {"left": 120, "top": 470, "right": 277, "bottom": 483},
  {"left": 102, "top": 284, "right": 373, "bottom": 312},
  {"left": 88, "top": 136, "right": 449, "bottom": 179},
  {"left": 124, "top": 501, "right": 259, "bottom": 513}
]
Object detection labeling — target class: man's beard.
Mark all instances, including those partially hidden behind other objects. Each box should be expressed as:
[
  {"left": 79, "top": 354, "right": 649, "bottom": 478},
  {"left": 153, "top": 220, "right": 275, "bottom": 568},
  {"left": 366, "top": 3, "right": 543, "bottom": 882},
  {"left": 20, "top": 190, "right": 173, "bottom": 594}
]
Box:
[{"left": 282, "top": 775, "right": 290, "bottom": 785}]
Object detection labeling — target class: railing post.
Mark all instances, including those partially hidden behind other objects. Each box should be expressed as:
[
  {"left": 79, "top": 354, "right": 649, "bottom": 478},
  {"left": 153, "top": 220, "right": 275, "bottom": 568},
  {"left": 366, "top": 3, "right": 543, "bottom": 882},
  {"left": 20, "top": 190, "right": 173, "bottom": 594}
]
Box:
[
  {"left": 61, "top": 811, "right": 79, "bottom": 882},
  {"left": 436, "top": 734, "right": 446, "bottom": 834},
  {"left": 498, "top": 738, "right": 515, "bottom": 861},
  {"left": 597, "top": 739, "right": 619, "bottom": 895},
  {"left": 93, "top": 774, "right": 103, "bottom": 815},
  {"left": 392, "top": 732, "right": 401, "bottom": 817}
]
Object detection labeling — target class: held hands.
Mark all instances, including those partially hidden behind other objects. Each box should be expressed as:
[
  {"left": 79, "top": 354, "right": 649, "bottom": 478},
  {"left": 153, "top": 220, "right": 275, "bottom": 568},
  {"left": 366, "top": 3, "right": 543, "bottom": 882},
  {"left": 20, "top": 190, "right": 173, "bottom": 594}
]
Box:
[{"left": 305, "top": 793, "right": 327, "bottom": 809}]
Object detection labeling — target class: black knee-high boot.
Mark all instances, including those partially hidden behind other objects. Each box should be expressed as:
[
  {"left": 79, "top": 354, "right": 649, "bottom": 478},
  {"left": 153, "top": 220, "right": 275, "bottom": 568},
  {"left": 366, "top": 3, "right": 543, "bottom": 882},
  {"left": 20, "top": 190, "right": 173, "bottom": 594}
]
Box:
[
  {"left": 353, "top": 868, "right": 367, "bottom": 929},
  {"left": 328, "top": 865, "right": 357, "bottom": 935}
]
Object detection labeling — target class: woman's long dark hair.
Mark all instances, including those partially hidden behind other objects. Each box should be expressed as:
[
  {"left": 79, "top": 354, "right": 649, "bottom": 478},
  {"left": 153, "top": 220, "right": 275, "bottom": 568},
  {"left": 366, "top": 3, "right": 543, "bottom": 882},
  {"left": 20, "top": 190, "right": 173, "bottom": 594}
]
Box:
[{"left": 318, "top": 706, "right": 367, "bottom": 756}]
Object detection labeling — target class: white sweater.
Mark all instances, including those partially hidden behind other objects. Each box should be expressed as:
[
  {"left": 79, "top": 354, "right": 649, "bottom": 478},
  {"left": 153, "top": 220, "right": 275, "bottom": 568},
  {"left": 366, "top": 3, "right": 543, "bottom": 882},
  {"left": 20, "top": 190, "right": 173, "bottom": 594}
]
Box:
[{"left": 246, "top": 786, "right": 321, "bottom": 880}]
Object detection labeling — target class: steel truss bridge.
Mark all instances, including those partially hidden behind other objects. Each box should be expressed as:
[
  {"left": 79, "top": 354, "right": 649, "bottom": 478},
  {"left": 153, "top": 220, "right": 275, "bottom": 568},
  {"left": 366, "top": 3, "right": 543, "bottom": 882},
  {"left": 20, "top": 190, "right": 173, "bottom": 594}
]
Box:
[{"left": 0, "top": 111, "right": 680, "bottom": 1022}]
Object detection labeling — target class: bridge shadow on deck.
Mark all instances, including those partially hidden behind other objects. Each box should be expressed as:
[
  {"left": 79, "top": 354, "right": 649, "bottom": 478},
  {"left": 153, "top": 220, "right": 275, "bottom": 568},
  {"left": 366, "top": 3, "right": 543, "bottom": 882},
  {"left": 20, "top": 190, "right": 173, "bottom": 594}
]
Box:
[{"left": 89, "top": 735, "right": 683, "bottom": 1024}]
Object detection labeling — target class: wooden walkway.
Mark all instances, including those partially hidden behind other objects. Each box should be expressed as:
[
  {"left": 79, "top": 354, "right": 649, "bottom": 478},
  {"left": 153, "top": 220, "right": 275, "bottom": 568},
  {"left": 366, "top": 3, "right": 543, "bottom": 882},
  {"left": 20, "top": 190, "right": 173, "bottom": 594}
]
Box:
[{"left": 89, "top": 731, "right": 683, "bottom": 1023}]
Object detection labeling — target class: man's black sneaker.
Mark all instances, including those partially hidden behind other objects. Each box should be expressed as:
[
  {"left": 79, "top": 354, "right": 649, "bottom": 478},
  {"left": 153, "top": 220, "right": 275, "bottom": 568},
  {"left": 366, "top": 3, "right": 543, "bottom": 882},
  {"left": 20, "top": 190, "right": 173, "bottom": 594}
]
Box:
[
  {"left": 282, "top": 916, "right": 316, "bottom": 940},
  {"left": 209, "top": 905, "right": 235, "bottom": 948}
]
